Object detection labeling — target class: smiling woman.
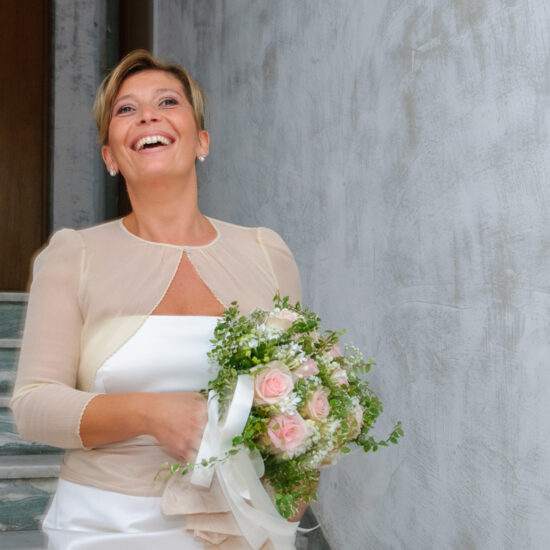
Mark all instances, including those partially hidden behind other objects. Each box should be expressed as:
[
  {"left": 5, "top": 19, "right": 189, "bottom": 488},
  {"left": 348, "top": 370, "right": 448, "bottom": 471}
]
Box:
[
  {"left": 93, "top": 52, "right": 214, "bottom": 248},
  {"left": 10, "top": 50, "right": 302, "bottom": 549}
]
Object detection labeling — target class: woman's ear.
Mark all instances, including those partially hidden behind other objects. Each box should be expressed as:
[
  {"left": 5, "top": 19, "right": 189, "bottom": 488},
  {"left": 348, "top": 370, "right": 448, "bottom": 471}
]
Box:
[
  {"left": 197, "top": 130, "right": 210, "bottom": 157},
  {"left": 102, "top": 145, "right": 118, "bottom": 176}
]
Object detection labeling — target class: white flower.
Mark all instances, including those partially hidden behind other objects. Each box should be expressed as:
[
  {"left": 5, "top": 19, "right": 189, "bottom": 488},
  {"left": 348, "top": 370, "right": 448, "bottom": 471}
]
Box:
[
  {"left": 278, "top": 392, "right": 301, "bottom": 414},
  {"left": 307, "top": 376, "right": 323, "bottom": 387}
]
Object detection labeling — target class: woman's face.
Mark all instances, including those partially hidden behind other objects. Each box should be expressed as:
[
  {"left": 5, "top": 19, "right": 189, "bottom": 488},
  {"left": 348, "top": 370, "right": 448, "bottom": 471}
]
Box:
[{"left": 102, "top": 70, "right": 208, "bottom": 183}]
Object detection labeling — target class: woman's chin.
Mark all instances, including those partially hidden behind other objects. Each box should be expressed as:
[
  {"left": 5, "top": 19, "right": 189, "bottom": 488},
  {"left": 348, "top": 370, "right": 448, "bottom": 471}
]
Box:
[{"left": 126, "top": 165, "right": 195, "bottom": 185}]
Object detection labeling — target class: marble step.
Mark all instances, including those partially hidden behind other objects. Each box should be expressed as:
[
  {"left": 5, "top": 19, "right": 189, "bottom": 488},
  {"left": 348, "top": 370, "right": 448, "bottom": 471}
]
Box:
[
  {"left": 0, "top": 293, "right": 27, "bottom": 340},
  {"left": 0, "top": 293, "right": 28, "bottom": 303},
  {"left": 0, "top": 297, "right": 26, "bottom": 412},
  {"left": 0, "top": 530, "right": 46, "bottom": 549},
  {"left": 0, "top": 410, "right": 63, "bottom": 456},
  {"left": 0, "top": 455, "right": 61, "bottom": 479}
]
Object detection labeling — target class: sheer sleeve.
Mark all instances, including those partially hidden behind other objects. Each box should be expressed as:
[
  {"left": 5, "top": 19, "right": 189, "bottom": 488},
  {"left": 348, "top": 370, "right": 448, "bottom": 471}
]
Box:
[
  {"left": 257, "top": 227, "right": 302, "bottom": 304},
  {"left": 10, "top": 229, "right": 98, "bottom": 449}
]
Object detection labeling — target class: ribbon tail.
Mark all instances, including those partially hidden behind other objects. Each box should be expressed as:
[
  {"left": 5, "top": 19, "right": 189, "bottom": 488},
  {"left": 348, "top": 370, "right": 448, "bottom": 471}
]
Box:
[
  {"left": 191, "top": 390, "right": 219, "bottom": 488},
  {"left": 217, "top": 451, "right": 298, "bottom": 550}
]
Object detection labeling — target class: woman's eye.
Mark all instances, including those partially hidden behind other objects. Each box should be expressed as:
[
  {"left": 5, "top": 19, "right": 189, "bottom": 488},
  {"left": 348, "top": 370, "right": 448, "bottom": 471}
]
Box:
[
  {"left": 160, "top": 98, "right": 178, "bottom": 107},
  {"left": 116, "top": 105, "right": 134, "bottom": 115}
]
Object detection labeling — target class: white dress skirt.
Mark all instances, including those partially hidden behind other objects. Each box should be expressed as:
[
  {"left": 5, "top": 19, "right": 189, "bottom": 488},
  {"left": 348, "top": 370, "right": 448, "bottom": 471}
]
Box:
[{"left": 43, "top": 315, "right": 220, "bottom": 550}]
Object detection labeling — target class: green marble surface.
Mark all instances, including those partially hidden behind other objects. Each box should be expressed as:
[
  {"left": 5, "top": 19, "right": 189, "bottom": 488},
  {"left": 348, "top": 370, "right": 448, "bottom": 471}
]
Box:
[
  {"left": 0, "top": 477, "right": 56, "bottom": 532},
  {"left": 0, "top": 350, "right": 17, "bottom": 395}
]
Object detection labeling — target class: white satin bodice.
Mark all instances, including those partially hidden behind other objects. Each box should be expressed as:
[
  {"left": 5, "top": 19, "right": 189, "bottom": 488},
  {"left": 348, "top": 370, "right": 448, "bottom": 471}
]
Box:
[{"left": 92, "top": 315, "right": 219, "bottom": 394}]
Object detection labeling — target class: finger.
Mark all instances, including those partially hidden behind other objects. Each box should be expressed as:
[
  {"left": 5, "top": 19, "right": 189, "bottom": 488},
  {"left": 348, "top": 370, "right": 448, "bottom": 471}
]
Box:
[
  {"left": 191, "top": 410, "right": 208, "bottom": 427},
  {"left": 183, "top": 446, "right": 199, "bottom": 463}
]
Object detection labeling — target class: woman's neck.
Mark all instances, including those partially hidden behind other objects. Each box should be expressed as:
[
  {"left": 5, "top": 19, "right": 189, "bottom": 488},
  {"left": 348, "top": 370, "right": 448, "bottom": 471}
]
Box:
[{"left": 123, "top": 174, "right": 215, "bottom": 247}]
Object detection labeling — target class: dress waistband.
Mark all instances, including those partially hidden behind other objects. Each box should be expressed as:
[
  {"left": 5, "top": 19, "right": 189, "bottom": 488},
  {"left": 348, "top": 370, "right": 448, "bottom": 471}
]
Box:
[{"left": 60, "top": 439, "right": 177, "bottom": 497}]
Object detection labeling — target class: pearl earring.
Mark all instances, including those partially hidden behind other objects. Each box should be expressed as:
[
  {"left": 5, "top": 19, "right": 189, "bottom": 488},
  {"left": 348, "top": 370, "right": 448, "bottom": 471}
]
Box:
[
  {"left": 109, "top": 166, "right": 117, "bottom": 177},
  {"left": 198, "top": 154, "right": 206, "bottom": 163}
]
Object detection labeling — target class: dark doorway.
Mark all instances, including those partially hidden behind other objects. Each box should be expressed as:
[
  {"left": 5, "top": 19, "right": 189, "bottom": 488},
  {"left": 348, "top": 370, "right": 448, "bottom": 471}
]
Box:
[{"left": 0, "top": 0, "right": 50, "bottom": 290}]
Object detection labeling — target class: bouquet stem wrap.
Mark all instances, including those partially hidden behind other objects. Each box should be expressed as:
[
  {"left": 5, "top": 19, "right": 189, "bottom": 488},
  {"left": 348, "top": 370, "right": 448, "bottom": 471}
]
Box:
[{"left": 161, "top": 375, "right": 298, "bottom": 550}]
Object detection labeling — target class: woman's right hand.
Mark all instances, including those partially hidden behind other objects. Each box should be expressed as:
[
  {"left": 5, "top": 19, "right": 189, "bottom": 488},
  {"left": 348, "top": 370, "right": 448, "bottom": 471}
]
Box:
[
  {"left": 145, "top": 392, "right": 208, "bottom": 462},
  {"left": 80, "top": 391, "right": 207, "bottom": 460}
]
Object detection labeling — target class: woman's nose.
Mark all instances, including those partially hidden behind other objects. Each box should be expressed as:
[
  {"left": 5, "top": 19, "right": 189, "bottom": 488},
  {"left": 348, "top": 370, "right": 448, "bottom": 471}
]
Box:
[{"left": 138, "top": 106, "right": 159, "bottom": 123}]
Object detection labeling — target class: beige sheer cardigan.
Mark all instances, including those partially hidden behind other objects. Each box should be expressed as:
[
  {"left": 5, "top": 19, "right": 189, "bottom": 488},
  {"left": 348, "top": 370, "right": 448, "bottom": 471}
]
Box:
[{"left": 10, "top": 216, "right": 301, "bottom": 496}]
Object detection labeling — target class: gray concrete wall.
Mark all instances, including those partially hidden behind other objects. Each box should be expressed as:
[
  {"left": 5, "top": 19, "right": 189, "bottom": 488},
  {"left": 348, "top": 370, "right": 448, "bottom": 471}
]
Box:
[
  {"left": 155, "top": 1, "right": 550, "bottom": 548},
  {"left": 51, "top": 0, "right": 110, "bottom": 230}
]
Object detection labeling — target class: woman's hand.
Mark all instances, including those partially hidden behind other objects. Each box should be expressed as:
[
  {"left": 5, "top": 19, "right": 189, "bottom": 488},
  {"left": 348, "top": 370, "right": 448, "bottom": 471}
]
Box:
[
  {"left": 288, "top": 498, "right": 310, "bottom": 523},
  {"left": 80, "top": 392, "right": 207, "bottom": 461},
  {"left": 145, "top": 392, "right": 207, "bottom": 462}
]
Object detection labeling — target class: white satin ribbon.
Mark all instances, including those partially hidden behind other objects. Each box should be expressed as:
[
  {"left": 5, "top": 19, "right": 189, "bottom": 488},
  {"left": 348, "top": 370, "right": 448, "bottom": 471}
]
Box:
[{"left": 191, "top": 374, "right": 298, "bottom": 550}]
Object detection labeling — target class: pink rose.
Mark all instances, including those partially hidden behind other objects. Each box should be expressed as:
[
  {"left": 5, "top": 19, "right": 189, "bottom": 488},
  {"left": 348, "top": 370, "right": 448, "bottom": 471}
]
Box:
[
  {"left": 292, "top": 358, "right": 319, "bottom": 380},
  {"left": 329, "top": 344, "right": 342, "bottom": 358},
  {"left": 266, "top": 309, "right": 299, "bottom": 331},
  {"left": 330, "top": 367, "right": 349, "bottom": 386},
  {"left": 267, "top": 413, "right": 309, "bottom": 453},
  {"left": 303, "top": 389, "right": 330, "bottom": 421},
  {"left": 254, "top": 361, "right": 294, "bottom": 405},
  {"left": 348, "top": 406, "right": 364, "bottom": 439}
]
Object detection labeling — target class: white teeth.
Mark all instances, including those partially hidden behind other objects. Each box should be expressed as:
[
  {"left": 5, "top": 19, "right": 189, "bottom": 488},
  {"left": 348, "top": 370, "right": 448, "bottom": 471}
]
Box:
[{"left": 135, "top": 135, "right": 172, "bottom": 151}]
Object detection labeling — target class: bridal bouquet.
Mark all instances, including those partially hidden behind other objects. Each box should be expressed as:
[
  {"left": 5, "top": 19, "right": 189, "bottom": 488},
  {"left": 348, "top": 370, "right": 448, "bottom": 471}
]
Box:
[{"left": 168, "top": 295, "right": 402, "bottom": 521}]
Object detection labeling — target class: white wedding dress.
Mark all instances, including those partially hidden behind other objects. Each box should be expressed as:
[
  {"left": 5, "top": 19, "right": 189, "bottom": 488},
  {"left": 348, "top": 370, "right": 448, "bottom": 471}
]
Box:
[{"left": 43, "top": 315, "right": 219, "bottom": 550}]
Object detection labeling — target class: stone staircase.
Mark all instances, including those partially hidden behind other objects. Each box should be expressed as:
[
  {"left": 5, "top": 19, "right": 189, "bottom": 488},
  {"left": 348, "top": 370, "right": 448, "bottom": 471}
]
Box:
[{"left": 0, "top": 292, "right": 60, "bottom": 549}]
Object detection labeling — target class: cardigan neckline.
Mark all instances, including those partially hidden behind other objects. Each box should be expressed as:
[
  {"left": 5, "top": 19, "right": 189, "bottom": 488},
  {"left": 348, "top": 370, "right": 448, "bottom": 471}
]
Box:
[{"left": 117, "top": 216, "right": 221, "bottom": 250}]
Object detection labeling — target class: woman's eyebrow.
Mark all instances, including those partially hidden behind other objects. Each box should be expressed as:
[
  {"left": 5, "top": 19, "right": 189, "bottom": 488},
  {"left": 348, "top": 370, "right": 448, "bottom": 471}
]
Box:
[
  {"left": 154, "top": 88, "right": 184, "bottom": 97},
  {"left": 113, "top": 93, "right": 135, "bottom": 106}
]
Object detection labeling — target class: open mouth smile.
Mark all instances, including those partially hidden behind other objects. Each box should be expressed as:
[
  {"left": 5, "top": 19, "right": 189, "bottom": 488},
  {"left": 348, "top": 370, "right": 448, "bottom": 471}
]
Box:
[{"left": 133, "top": 134, "right": 174, "bottom": 151}]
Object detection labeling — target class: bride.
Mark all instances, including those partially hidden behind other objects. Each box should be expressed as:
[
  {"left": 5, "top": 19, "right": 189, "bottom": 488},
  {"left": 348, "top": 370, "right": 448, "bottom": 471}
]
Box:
[{"left": 10, "top": 50, "right": 302, "bottom": 549}]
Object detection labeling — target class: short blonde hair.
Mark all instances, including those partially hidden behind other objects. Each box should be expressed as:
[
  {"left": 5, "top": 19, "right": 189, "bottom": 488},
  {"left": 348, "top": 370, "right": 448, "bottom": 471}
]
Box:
[{"left": 94, "top": 49, "right": 207, "bottom": 144}]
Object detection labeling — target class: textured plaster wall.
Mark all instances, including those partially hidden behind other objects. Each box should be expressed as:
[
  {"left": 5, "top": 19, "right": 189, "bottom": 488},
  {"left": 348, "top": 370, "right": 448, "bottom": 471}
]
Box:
[
  {"left": 51, "top": 0, "right": 109, "bottom": 230},
  {"left": 156, "top": 1, "right": 550, "bottom": 549}
]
